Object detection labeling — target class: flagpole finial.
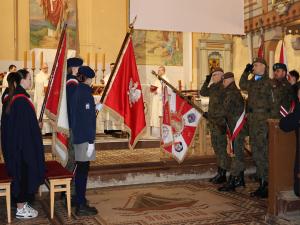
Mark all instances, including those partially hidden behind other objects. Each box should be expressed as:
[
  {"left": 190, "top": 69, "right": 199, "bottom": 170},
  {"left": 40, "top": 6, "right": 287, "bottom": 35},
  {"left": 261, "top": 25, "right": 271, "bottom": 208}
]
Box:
[{"left": 129, "top": 15, "right": 137, "bottom": 33}]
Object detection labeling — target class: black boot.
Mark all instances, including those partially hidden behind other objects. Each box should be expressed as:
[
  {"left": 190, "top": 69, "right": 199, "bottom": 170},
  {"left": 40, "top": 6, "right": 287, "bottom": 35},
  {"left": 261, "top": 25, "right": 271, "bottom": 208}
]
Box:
[
  {"left": 218, "top": 175, "right": 236, "bottom": 192},
  {"left": 209, "top": 167, "right": 227, "bottom": 184},
  {"left": 76, "top": 203, "right": 98, "bottom": 216},
  {"left": 250, "top": 179, "right": 268, "bottom": 198},
  {"left": 234, "top": 171, "right": 245, "bottom": 188}
]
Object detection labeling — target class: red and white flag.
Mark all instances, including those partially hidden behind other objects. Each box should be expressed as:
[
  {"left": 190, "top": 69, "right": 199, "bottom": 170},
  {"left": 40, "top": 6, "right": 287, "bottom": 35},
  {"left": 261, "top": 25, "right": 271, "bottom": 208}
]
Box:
[
  {"left": 279, "top": 40, "right": 287, "bottom": 66},
  {"left": 257, "top": 29, "right": 264, "bottom": 59},
  {"left": 103, "top": 37, "right": 146, "bottom": 149},
  {"left": 161, "top": 85, "right": 201, "bottom": 163},
  {"left": 45, "top": 30, "right": 69, "bottom": 166}
]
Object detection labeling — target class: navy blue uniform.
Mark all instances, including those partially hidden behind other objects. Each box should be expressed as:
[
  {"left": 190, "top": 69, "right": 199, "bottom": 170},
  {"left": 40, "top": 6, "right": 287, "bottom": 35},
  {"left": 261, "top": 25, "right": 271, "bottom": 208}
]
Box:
[
  {"left": 70, "top": 83, "right": 96, "bottom": 144},
  {"left": 1, "top": 88, "right": 9, "bottom": 163},
  {"left": 280, "top": 102, "right": 300, "bottom": 196},
  {"left": 5, "top": 86, "right": 45, "bottom": 199},
  {"left": 66, "top": 74, "right": 79, "bottom": 127}
]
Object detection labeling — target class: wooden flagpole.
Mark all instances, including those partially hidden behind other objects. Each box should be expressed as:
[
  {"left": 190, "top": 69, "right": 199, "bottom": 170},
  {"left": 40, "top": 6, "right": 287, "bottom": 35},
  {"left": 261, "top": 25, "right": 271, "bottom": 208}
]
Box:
[
  {"left": 96, "top": 17, "right": 137, "bottom": 117},
  {"left": 39, "top": 23, "right": 68, "bottom": 123},
  {"left": 151, "top": 70, "right": 205, "bottom": 115}
]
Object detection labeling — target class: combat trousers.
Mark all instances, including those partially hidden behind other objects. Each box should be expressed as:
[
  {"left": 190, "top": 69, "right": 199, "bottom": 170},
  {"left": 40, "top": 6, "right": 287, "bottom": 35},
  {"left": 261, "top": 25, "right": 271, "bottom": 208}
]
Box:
[
  {"left": 210, "top": 125, "right": 229, "bottom": 170},
  {"left": 248, "top": 114, "right": 269, "bottom": 181},
  {"left": 229, "top": 129, "right": 246, "bottom": 176}
]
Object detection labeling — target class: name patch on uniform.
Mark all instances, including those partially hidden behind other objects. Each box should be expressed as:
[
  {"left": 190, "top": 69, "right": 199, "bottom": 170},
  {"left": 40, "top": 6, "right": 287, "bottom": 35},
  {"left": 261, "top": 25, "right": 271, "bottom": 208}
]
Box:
[{"left": 86, "top": 103, "right": 90, "bottom": 110}]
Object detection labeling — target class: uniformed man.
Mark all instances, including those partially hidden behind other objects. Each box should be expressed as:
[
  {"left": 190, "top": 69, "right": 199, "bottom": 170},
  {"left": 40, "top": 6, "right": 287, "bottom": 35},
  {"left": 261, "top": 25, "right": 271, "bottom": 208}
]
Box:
[
  {"left": 218, "top": 72, "right": 247, "bottom": 192},
  {"left": 239, "top": 58, "right": 273, "bottom": 198},
  {"left": 200, "top": 67, "right": 228, "bottom": 184},
  {"left": 270, "top": 63, "right": 294, "bottom": 118},
  {"left": 70, "top": 66, "right": 98, "bottom": 216}
]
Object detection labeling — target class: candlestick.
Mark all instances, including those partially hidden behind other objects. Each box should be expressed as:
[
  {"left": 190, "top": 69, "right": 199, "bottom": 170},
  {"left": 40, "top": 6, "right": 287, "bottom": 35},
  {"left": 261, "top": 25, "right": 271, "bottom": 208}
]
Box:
[
  {"left": 40, "top": 51, "right": 44, "bottom": 70},
  {"left": 94, "top": 53, "right": 98, "bottom": 71},
  {"left": 102, "top": 53, "right": 106, "bottom": 79},
  {"left": 31, "top": 51, "right": 35, "bottom": 70},
  {"left": 87, "top": 52, "right": 90, "bottom": 66},
  {"left": 24, "top": 51, "right": 27, "bottom": 69}
]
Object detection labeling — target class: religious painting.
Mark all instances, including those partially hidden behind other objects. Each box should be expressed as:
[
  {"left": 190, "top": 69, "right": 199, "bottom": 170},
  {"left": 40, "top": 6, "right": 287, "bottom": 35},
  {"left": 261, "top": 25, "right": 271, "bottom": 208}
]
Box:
[
  {"left": 208, "top": 52, "right": 222, "bottom": 73},
  {"left": 29, "top": 0, "right": 77, "bottom": 49},
  {"left": 132, "top": 30, "right": 183, "bottom": 66}
]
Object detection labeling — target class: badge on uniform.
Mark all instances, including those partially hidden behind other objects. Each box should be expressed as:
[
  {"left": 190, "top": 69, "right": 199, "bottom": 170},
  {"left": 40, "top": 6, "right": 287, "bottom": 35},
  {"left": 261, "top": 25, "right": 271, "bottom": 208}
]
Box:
[{"left": 86, "top": 103, "right": 90, "bottom": 110}]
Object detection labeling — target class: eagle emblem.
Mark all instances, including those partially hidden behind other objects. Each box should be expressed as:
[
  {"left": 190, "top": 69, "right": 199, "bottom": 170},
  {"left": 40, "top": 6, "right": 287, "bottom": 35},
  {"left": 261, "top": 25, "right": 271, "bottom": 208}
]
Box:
[{"left": 127, "top": 78, "right": 142, "bottom": 107}]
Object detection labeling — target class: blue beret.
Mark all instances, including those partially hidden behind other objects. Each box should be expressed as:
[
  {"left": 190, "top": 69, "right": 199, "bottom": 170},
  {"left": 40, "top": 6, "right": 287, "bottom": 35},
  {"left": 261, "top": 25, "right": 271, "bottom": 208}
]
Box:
[
  {"left": 273, "top": 63, "right": 287, "bottom": 72},
  {"left": 67, "top": 57, "right": 83, "bottom": 68},
  {"left": 78, "top": 66, "right": 95, "bottom": 78}
]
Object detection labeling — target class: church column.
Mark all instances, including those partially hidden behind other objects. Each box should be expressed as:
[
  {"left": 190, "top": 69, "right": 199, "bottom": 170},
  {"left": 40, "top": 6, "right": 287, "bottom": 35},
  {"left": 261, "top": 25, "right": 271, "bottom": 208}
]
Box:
[
  {"left": 223, "top": 43, "right": 232, "bottom": 73},
  {"left": 198, "top": 41, "right": 208, "bottom": 88}
]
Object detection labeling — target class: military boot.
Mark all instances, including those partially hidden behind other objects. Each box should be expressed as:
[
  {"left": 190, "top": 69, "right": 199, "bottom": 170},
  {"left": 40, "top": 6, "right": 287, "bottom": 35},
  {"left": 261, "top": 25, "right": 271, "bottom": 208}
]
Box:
[
  {"left": 218, "top": 175, "right": 235, "bottom": 192},
  {"left": 250, "top": 179, "right": 268, "bottom": 198},
  {"left": 234, "top": 171, "right": 245, "bottom": 188},
  {"left": 209, "top": 167, "right": 227, "bottom": 184}
]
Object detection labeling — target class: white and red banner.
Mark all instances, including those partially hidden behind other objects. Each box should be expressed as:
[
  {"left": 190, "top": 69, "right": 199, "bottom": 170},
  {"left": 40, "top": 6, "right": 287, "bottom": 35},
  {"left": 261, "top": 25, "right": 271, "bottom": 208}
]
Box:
[
  {"left": 257, "top": 29, "right": 264, "bottom": 59},
  {"left": 161, "top": 84, "right": 201, "bottom": 163},
  {"left": 45, "top": 31, "right": 69, "bottom": 166},
  {"left": 279, "top": 40, "right": 287, "bottom": 66},
  {"left": 103, "top": 37, "right": 146, "bottom": 149}
]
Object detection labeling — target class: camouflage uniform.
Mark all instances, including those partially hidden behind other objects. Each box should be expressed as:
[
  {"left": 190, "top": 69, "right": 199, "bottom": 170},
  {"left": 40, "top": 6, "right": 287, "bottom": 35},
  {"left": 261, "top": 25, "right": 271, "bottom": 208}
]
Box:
[
  {"left": 221, "top": 82, "right": 247, "bottom": 176},
  {"left": 200, "top": 80, "right": 228, "bottom": 170},
  {"left": 270, "top": 78, "right": 294, "bottom": 119},
  {"left": 239, "top": 70, "right": 273, "bottom": 181}
]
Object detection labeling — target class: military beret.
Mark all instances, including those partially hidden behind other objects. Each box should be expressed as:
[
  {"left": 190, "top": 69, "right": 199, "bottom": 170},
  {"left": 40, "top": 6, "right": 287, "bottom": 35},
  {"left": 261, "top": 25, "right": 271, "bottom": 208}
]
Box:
[
  {"left": 273, "top": 63, "right": 287, "bottom": 72},
  {"left": 252, "top": 57, "right": 267, "bottom": 66},
  {"left": 212, "top": 67, "right": 224, "bottom": 74},
  {"left": 67, "top": 57, "right": 83, "bottom": 68},
  {"left": 223, "top": 72, "right": 234, "bottom": 79},
  {"left": 78, "top": 66, "right": 95, "bottom": 78}
]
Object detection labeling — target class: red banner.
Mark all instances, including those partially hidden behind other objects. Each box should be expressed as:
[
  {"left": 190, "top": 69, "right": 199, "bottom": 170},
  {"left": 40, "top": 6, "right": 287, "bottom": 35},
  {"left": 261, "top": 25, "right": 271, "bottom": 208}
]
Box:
[{"left": 103, "top": 38, "right": 146, "bottom": 149}]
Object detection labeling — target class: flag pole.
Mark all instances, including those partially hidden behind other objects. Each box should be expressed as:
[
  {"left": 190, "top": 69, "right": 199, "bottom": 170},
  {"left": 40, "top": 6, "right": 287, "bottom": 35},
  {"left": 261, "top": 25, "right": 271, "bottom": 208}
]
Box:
[
  {"left": 39, "top": 23, "right": 68, "bottom": 123},
  {"left": 96, "top": 16, "right": 137, "bottom": 117},
  {"left": 151, "top": 70, "right": 205, "bottom": 114}
]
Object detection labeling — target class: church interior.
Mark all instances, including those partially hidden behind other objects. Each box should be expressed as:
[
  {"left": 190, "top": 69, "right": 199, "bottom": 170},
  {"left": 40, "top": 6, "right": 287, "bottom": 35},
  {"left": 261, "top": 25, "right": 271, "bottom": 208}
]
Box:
[{"left": 1, "top": 0, "right": 300, "bottom": 224}]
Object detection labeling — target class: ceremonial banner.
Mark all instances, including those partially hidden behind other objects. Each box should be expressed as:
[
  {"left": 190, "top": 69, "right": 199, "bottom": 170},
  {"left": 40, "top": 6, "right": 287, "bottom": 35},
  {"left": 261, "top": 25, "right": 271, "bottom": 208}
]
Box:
[
  {"left": 257, "top": 29, "right": 264, "bottom": 59},
  {"left": 161, "top": 84, "right": 201, "bottom": 163},
  {"left": 103, "top": 37, "right": 146, "bottom": 149},
  {"left": 45, "top": 30, "right": 69, "bottom": 166}
]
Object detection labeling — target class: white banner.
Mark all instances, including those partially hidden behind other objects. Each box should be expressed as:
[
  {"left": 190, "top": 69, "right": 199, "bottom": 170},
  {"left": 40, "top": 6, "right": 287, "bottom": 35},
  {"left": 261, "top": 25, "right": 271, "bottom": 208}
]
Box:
[{"left": 130, "top": 0, "right": 244, "bottom": 34}]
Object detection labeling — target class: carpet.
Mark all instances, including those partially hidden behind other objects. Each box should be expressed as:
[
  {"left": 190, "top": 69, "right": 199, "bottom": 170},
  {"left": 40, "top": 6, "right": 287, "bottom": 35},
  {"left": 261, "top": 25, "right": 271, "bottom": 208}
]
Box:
[{"left": 0, "top": 180, "right": 270, "bottom": 225}]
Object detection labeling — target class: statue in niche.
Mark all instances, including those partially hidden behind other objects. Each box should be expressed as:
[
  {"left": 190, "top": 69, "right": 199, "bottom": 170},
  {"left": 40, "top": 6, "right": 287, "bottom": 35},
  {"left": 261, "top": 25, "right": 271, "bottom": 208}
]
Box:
[{"left": 272, "top": 0, "right": 293, "bottom": 15}]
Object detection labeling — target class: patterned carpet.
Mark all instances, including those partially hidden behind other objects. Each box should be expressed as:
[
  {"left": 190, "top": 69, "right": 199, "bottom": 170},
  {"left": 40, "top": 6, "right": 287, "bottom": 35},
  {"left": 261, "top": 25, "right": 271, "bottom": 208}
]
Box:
[{"left": 0, "top": 180, "right": 271, "bottom": 225}]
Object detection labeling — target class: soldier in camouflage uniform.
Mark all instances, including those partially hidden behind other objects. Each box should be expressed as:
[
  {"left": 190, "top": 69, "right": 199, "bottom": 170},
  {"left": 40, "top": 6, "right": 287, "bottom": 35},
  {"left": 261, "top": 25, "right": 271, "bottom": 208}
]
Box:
[
  {"left": 270, "top": 63, "right": 294, "bottom": 119},
  {"left": 239, "top": 58, "right": 273, "bottom": 198},
  {"left": 218, "top": 72, "right": 247, "bottom": 192},
  {"left": 200, "top": 67, "right": 228, "bottom": 184}
]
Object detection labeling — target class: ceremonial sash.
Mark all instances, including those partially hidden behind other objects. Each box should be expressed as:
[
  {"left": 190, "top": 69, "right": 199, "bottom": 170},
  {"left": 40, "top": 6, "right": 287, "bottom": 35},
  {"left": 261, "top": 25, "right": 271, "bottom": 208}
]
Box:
[
  {"left": 226, "top": 109, "right": 247, "bottom": 156},
  {"left": 280, "top": 100, "right": 296, "bottom": 117}
]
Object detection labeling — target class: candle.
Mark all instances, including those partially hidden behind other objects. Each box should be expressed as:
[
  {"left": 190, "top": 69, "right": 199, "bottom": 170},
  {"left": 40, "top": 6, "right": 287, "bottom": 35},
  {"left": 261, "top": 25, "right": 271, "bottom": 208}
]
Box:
[
  {"left": 190, "top": 81, "right": 193, "bottom": 90},
  {"left": 40, "top": 51, "right": 44, "bottom": 69},
  {"left": 102, "top": 53, "right": 105, "bottom": 71},
  {"left": 31, "top": 51, "right": 35, "bottom": 69},
  {"left": 178, "top": 80, "right": 182, "bottom": 91},
  {"left": 24, "top": 51, "right": 27, "bottom": 69},
  {"left": 94, "top": 53, "right": 98, "bottom": 71},
  {"left": 87, "top": 52, "right": 90, "bottom": 66}
]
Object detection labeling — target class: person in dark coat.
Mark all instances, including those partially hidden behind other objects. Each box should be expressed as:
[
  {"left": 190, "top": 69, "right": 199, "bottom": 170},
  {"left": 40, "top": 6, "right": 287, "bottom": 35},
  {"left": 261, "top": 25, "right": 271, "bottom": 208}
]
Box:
[
  {"left": 1, "top": 72, "right": 21, "bottom": 163},
  {"left": 279, "top": 89, "right": 300, "bottom": 197},
  {"left": 5, "top": 69, "right": 45, "bottom": 219},
  {"left": 70, "top": 66, "right": 99, "bottom": 216},
  {"left": 287, "top": 70, "right": 300, "bottom": 102}
]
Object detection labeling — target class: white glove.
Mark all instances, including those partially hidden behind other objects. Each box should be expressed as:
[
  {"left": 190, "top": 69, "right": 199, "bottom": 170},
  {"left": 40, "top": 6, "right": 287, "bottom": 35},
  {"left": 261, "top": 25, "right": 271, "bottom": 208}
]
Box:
[
  {"left": 96, "top": 103, "right": 103, "bottom": 112},
  {"left": 86, "top": 143, "right": 95, "bottom": 158}
]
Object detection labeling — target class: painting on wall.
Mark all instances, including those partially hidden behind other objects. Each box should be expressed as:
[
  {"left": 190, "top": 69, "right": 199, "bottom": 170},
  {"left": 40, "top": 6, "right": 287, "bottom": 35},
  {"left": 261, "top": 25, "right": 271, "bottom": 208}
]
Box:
[
  {"left": 132, "top": 30, "right": 183, "bottom": 66},
  {"left": 29, "top": 0, "right": 77, "bottom": 49},
  {"left": 208, "top": 52, "right": 222, "bottom": 73}
]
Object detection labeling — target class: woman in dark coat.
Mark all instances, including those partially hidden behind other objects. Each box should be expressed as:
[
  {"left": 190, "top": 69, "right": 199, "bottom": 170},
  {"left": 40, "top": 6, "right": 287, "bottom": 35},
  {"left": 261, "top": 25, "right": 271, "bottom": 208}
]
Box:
[
  {"left": 279, "top": 86, "right": 300, "bottom": 197},
  {"left": 5, "top": 69, "right": 45, "bottom": 219},
  {"left": 1, "top": 72, "right": 21, "bottom": 163}
]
